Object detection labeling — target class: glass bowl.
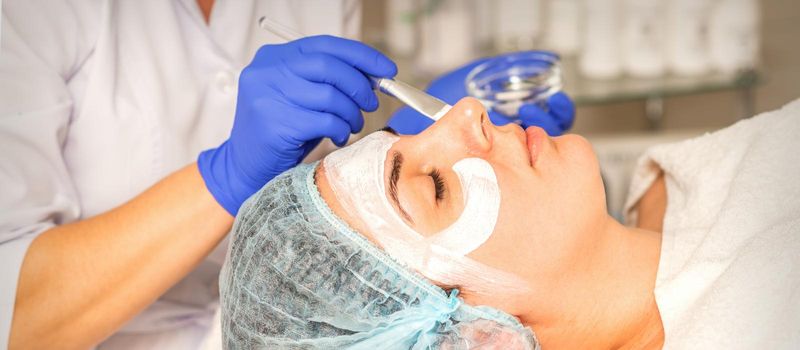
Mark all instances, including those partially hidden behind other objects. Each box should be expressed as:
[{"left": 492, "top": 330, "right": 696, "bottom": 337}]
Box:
[{"left": 465, "top": 51, "right": 562, "bottom": 118}]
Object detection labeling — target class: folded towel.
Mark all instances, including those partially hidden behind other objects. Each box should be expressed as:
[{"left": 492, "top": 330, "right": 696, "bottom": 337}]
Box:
[{"left": 624, "top": 98, "right": 800, "bottom": 349}]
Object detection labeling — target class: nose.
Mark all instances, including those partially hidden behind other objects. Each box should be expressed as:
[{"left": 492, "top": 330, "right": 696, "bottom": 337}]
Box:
[
  {"left": 432, "top": 97, "right": 493, "bottom": 153},
  {"left": 447, "top": 97, "right": 486, "bottom": 117}
]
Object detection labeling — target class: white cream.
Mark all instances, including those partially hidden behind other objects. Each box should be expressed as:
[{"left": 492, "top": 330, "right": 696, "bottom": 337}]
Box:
[
  {"left": 324, "top": 132, "right": 529, "bottom": 295},
  {"left": 424, "top": 158, "right": 500, "bottom": 256}
]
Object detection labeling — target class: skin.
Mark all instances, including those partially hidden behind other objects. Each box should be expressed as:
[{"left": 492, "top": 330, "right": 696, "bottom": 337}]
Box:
[
  {"left": 9, "top": 2, "right": 228, "bottom": 349},
  {"left": 317, "top": 97, "right": 666, "bottom": 349},
  {"left": 197, "top": 0, "right": 215, "bottom": 23}
]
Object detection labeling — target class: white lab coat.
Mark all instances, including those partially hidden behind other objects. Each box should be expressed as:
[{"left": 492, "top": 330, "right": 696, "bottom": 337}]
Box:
[{"left": 0, "top": 0, "right": 361, "bottom": 348}]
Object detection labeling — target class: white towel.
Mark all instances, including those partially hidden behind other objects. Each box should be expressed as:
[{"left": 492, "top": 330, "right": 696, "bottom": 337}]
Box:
[{"left": 624, "top": 99, "right": 800, "bottom": 349}]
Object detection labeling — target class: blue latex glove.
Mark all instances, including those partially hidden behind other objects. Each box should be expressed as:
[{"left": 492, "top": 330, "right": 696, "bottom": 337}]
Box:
[
  {"left": 387, "top": 57, "right": 575, "bottom": 136},
  {"left": 198, "top": 35, "right": 397, "bottom": 215}
]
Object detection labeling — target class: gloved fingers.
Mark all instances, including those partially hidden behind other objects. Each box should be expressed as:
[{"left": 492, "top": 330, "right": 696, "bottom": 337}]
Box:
[
  {"left": 288, "top": 52, "right": 379, "bottom": 112},
  {"left": 547, "top": 92, "right": 576, "bottom": 131},
  {"left": 293, "top": 35, "right": 397, "bottom": 78},
  {"left": 279, "top": 75, "right": 364, "bottom": 133},
  {"left": 285, "top": 107, "right": 353, "bottom": 147},
  {"left": 518, "top": 104, "right": 564, "bottom": 136}
]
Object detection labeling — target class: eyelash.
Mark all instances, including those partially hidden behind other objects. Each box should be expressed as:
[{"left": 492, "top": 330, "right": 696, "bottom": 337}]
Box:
[{"left": 429, "top": 169, "right": 445, "bottom": 202}]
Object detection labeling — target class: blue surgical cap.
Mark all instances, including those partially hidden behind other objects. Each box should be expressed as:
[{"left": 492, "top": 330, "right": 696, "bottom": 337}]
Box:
[{"left": 220, "top": 162, "right": 540, "bottom": 349}]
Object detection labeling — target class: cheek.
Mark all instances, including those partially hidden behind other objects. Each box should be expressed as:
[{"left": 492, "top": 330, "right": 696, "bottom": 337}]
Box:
[
  {"left": 466, "top": 196, "right": 575, "bottom": 295},
  {"left": 466, "top": 138, "right": 606, "bottom": 281},
  {"left": 465, "top": 170, "right": 552, "bottom": 275}
]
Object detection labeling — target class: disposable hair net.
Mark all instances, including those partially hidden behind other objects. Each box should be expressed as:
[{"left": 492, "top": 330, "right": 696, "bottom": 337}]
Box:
[{"left": 220, "top": 163, "right": 540, "bottom": 349}]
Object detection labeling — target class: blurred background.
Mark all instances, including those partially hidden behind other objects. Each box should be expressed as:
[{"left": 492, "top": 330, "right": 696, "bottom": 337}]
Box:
[{"left": 356, "top": 0, "right": 799, "bottom": 218}]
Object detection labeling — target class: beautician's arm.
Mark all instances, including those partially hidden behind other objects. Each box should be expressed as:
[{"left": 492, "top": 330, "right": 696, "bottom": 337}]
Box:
[{"left": 9, "top": 164, "right": 233, "bottom": 350}]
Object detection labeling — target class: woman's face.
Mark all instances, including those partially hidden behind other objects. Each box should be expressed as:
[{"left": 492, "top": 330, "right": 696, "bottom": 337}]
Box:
[{"left": 317, "top": 97, "right": 607, "bottom": 314}]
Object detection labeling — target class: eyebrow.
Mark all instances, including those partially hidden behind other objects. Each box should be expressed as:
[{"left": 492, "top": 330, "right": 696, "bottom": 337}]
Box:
[{"left": 388, "top": 151, "right": 414, "bottom": 224}]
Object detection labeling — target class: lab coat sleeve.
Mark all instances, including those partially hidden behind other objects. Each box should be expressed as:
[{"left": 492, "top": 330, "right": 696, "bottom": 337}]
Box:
[{"left": 0, "top": 0, "right": 99, "bottom": 345}]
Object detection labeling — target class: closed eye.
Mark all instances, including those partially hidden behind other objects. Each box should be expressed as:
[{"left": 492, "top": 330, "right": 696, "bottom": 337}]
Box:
[{"left": 429, "top": 169, "right": 446, "bottom": 203}]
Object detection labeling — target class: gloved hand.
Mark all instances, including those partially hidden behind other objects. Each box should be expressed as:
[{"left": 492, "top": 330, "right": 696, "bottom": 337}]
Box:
[
  {"left": 198, "top": 35, "right": 397, "bottom": 215},
  {"left": 387, "top": 56, "right": 575, "bottom": 136}
]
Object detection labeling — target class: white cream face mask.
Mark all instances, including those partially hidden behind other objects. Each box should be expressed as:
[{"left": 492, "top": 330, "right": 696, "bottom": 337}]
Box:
[{"left": 323, "top": 132, "right": 530, "bottom": 295}]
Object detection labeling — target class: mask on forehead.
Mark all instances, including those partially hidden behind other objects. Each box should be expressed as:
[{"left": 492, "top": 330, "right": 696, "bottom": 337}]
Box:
[{"left": 324, "top": 132, "right": 529, "bottom": 295}]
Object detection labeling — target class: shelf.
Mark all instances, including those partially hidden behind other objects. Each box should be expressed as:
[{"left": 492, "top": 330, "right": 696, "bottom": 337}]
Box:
[
  {"left": 559, "top": 57, "right": 761, "bottom": 106},
  {"left": 389, "top": 50, "right": 761, "bottom": 107}
]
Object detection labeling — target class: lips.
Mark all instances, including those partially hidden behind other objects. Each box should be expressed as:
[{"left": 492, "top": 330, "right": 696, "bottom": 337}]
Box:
[{"left": 525, "top": 126, "right": 545, "bottom": 168}]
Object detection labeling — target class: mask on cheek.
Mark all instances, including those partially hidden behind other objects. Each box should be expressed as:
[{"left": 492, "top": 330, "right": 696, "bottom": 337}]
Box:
[{"left": 324, "top": 132, "right": 530, "bottom": 295}]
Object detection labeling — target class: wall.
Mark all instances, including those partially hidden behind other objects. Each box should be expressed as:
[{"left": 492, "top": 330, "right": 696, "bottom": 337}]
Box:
[{"left": 362, "top": 0, "right": 800, "bottom": 137}]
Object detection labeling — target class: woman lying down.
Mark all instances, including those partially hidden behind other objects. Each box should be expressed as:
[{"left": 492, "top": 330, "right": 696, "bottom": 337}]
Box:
[{"left": 219, "top": 97, "right": 800, "bottom": 349}]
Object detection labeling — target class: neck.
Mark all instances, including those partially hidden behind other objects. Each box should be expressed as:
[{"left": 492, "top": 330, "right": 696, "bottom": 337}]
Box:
[{"left": 522, "top": 216, "right": 664, "bottom": 349}]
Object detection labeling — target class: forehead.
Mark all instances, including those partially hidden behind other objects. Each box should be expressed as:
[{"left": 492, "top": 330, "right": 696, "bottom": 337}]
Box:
[{"left": 315, "top": 161, "right": 383, "bottom": 247}]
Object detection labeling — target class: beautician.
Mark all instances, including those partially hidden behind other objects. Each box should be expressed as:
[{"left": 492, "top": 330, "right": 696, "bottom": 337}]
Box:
[{"left": 0, "top": 0, "right": 574, "bottom": 348}]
